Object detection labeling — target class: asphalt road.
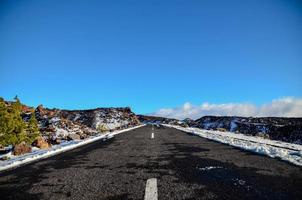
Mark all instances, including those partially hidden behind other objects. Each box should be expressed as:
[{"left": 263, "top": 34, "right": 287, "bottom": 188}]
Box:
[{"left": 0, "top": 125, "right": 302, "bottom": 200}]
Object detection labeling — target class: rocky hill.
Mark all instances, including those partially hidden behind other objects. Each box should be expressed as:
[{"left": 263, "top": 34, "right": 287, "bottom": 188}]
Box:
[
  {"left": 194, "top": 116, "right": 302, "bottom": 144},
  {"left": 21, "top": 105, "right": 140, "bottom": 143}
]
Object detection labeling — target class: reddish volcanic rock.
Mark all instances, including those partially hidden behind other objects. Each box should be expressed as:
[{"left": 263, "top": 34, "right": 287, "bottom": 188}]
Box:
[
  {"left": 13, "top": 142, "right": 32, "bottom": 156},
  {"left": 32, "top": 137, "right": 51, "bottom": 149}
]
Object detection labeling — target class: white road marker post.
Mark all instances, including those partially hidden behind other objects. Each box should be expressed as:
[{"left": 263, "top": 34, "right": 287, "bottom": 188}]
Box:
[{"left": 144, "top": 178, "right": 158, "bottom": 200}]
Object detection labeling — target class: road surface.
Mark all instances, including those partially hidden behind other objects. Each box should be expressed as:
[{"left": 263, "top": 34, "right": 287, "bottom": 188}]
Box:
[{"left": 0, "top": 125, "right": 301, "bottom": 200}]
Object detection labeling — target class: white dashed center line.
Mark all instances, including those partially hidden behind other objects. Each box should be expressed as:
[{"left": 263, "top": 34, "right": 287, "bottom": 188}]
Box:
[
  {"left": 144, "top": 178, "right": 158, "bottom": 200},
  {"left": 151, "top": 132, "right": 154, "bottom": 139}
]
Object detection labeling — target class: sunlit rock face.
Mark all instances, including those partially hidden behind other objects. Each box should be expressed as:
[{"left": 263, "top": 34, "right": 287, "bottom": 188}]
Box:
[{"left": 21, "top": 105, "right": 140, "bottom": 142}]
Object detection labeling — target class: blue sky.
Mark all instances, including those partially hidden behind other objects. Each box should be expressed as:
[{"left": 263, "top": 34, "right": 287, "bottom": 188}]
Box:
[{"left": 0, "top": 0, "right": 301, "bottom": 115}]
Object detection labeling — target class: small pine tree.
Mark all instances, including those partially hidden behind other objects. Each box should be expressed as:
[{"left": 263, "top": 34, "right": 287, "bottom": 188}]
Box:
[
  {"left": 0, "top": 96, "right": 41, "bottom": 146},
  {"left": 7, "top": 96, "right": 28, "bottom": 145},
  {"left": 0, "top": 97, "right": 19, "bottom": 146},
  {"left": 26, "top": 112, "right": 40, "bottom": 144}
]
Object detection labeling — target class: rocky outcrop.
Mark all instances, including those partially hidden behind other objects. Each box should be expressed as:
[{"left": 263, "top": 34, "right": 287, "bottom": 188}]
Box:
[
  {"left": 182, "top": 118, "right": 198, "bottom": 127},
  {"left": 21, "top": 105, "right": 140, "bottom": 141},
  {"left": 194, "top": 116, "right": 302, "bottom": 144},
  {"left": 32, "top": 137, "right": 51, "bottom": 149},
  {"left": 67, "top": 134, "right": 80, "bottom": 141},
  {"left": 13, "top": 142, "right": 32, "bottom": 155}
]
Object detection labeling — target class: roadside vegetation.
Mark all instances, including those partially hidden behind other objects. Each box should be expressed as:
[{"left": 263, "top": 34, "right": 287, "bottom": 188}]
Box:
[{"left": 0, "top": 96, "right": 40, "bottom": 147}]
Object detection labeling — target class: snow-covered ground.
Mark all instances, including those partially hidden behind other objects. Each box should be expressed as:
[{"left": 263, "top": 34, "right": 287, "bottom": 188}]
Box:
[
  {"left": 0, "top": 125, "right": 145, "bottom": 172},
  {"left": 164, "top": 124, "right": 302, "bottom": 166}
]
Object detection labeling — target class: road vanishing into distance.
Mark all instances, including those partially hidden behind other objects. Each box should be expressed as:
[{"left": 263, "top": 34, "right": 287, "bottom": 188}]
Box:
[{"left": 0, "top": 125, "right": 302, "bottom": 200}]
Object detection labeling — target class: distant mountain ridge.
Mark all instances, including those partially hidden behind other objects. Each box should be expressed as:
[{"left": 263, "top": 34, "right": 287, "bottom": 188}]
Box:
[{"left": 194, "top": 116, "right": 302, "bottom": 143}]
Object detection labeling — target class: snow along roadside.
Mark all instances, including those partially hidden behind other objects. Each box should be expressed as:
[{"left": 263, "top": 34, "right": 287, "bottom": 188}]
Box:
[
  {"left": 163, "top": 124, "right": 302, "bottom": 166},
  {"left": 0, "top": 124, "right": 146, "bottom": 172}
]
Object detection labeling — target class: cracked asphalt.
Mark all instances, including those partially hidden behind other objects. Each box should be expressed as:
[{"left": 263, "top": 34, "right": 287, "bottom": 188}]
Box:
[{"left": 0, "top": 125, "right": 302, "bottom": 200}]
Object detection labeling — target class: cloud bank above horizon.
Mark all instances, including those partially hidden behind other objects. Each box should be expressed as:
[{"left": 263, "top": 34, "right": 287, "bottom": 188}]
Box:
[{"left": 151, "top": 97, "right": 302, "bottom": 120}]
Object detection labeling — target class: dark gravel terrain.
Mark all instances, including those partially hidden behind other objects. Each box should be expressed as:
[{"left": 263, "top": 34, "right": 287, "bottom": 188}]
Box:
[{"left": 0, "top": 125, "right": 301, "bottom": 200}]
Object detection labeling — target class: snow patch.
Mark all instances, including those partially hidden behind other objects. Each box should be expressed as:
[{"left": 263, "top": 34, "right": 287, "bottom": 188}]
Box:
[
  {"left": 55, "top": 128, "right": 69, "bottom": 138},
  {"left": 230, "top": 120, "right": 237, "bottom": 132},
  {"left": 73, "top": 113, "right": 81, "bottom": 121},
  {"left": 164, "top": 124, "right": 302, "bottom": 166},
  {"left": 49, "top": 117, "right": 60, "bottom": 123},
  {"left": 197, "top": 166, "right": 223, "bottom": 171},
  {"left": 93, "top": 111, "right": 130, "bottom": 130}
]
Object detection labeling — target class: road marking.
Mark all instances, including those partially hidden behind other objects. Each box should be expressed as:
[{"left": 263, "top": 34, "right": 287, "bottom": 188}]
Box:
[
  {"left": 144, "top": 178, "right": 158, "bottom": 200},
  {"left": 151, "top": 132, "right": 154, "bottom": 139}
]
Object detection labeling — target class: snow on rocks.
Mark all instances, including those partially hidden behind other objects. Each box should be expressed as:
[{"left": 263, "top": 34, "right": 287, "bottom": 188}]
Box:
[
  {"left": 194, "top": 116, "right": 302, "bottom": 144},
  {"left": 24, "top": 105, "right": 141, "bottom": 142},
  {"left": 0, "top": 104, "right": 143, "bottom": 172},
  {"left": 164, "top": 124, "right": 302, "bottom": 166},
  {"left": 0, "top": 124, "right": 145, "bottom": 172},
  {"left": 197, "top": 166, "right": 224, "bottom": 171}
]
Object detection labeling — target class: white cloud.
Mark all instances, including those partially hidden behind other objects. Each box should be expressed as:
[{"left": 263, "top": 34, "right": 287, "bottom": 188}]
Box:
[{"left": 151, "top": 97, "right": 302, "bottom": 120}]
